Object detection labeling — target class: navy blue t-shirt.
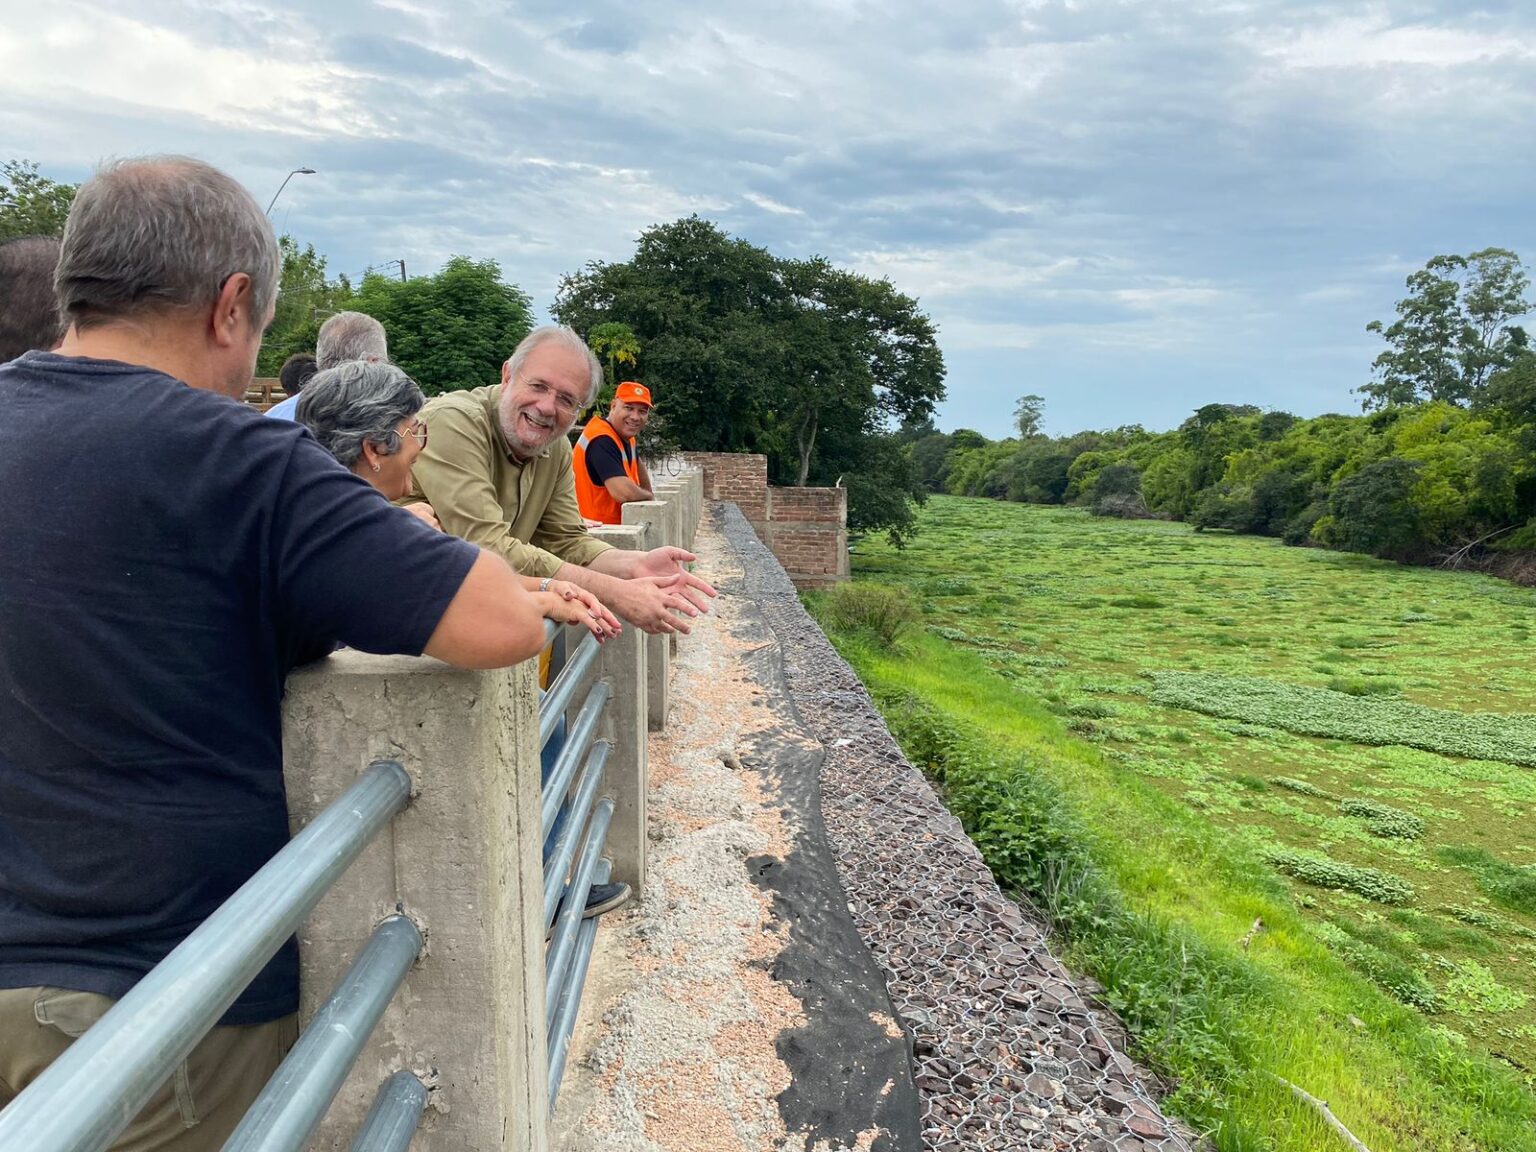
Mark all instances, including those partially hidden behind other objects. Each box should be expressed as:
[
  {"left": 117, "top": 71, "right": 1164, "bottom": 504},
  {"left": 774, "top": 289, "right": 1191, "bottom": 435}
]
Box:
[{"left": 0, "top": 352, "right": 479, "bottom": 1023}]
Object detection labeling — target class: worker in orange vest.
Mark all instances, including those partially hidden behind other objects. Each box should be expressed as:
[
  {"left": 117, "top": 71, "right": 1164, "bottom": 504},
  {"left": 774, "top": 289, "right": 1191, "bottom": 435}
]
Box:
[{"left": 574, "top": 381, "right": 655, "bottom": 524}]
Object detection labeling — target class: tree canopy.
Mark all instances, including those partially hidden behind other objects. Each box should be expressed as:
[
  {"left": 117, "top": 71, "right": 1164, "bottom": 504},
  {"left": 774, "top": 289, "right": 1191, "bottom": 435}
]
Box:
[
  {"left": 257, "top": 237, "right": 354, "bottom": 376},
  {"left": 1362, "top": 249, "right": 1532, "bottom": 409},
  {"left": 353, "top": 256, "right": 533, "bottom": 394},
  {"left": 553, "top": 216, "right": 945, "bottom": 541},
  {"left": 0, "top": 160, "right": 75, "bottom": 241}
]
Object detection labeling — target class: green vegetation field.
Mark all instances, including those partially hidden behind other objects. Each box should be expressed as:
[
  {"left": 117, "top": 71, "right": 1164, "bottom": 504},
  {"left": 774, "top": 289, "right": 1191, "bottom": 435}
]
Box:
[{"left": 809, "top": 495, "right": 1536, "bottom": 1151}]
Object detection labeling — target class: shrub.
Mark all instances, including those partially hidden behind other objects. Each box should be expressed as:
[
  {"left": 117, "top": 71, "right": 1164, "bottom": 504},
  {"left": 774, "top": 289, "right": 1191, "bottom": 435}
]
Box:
[
  {"left": 1340, "top": 798, "right": 1425, "bottom": 840},
  {"left": 1266, "top": 848, "right": 1416, "bottom": 905},
  {"left": 818, "top": 583, "right": 917, "bottom": 647}
]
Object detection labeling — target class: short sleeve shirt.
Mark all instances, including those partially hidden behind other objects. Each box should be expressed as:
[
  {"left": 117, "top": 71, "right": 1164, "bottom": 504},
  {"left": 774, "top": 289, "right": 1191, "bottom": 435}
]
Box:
[
  {"left": 0, "top": 352, "right": 479, "bottom": 1023},
  {"left": 584, "top": 433, "right": 632, "bottom": 485}
]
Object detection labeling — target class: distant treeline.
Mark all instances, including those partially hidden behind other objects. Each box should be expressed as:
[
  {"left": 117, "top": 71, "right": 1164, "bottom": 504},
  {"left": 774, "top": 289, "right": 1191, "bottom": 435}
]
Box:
[{"left": 902, "top": 249, "right": 1536, "bottom": 574}]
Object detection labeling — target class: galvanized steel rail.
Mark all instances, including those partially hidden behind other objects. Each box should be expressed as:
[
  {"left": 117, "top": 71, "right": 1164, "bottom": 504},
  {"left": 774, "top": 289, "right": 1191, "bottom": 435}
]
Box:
[
  {"left": 0, "top": 760, "right": 412, "bottom": 1152},
  {"left": 221, "top": 914, "right": 424, "bottom": 1152},
  {"left": 539, "top": 623, "right": 623, "bottom": 1108},
  {"left": 345, "top": 1071, "right": 430, "bottom": 1152}
]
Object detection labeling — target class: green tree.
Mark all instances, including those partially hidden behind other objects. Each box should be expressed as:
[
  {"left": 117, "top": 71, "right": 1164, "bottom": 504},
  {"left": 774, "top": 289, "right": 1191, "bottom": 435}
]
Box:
[
  {"left": 778, "top": 256, "right": 944, "bottom": 485},
  {"left": 257, "top": 236, "right": 353, "bottom": 376},
  {"left": 354, "top": 256, "right": 533, "bottom": 395},
  {"left": 587, "top": 321, "right": 641, "bottom": 400},
  {"left": 1318, "top": 457, "right": 1424, "bottom": 558},
  {"left": 0, "top": 160, "right": 76, "bottom": 240},
  {"left": 1362, "top": 249, "right": 1532, "bottom": 410},
  {"left": 553, "top": 216, "right": 945, "bottom": 540},
  {"left": 1013, "top": 393, "right": 1045, "bottom": 438},
  {"left": 907, "top": 431, "right": 955, "bottom": 493}
]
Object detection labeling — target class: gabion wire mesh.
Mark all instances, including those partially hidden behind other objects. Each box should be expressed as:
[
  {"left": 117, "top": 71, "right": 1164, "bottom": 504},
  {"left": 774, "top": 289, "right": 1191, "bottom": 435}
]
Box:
[{"left": 720, "top": 506, "right": 1195, "bottom": 1152}]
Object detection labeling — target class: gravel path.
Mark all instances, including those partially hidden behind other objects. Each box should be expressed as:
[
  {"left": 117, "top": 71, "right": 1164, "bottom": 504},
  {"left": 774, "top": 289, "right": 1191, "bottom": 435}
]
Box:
[{"left": 716, "top": 504, "right": 1197, "bottom": 1152}]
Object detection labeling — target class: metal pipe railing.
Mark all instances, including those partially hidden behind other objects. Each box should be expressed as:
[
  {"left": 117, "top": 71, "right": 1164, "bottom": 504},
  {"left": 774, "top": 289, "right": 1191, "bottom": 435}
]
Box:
[
  {"left": 0, "top": 761, "right": 412, "bottom": 1152},
  {"left": 346, "top": 1072, "right": 428, "bottom": 1152},
  {"left": 544, "top": 799, "right": 615, "bottom": 1031},
  {"left": 543, "top": 741, "right": 611, "bottom": 931},
  {"left": 539, "top": 681, "right": 610, "bottom": 842},
  {"left": 546, "top": 859, "right": 610, "bottom": 1111},
  {"left": 538, "top": 631, "right": 600, "bottom": 750},
  {"left": 221, "top": 915, "right": 423, "bottom": 1152}
]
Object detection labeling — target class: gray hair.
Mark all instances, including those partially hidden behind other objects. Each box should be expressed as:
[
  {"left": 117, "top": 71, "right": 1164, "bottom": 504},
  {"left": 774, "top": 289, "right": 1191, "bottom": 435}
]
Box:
[
  {"left": 316, "top": 311, "right": 388, "bottom": 370},
  {"left": 0, "top": 236, "right": 63, "bottom": 360},
  {"left": 507, "top": 325, "right": 602, "bottom": 405},
  {"left": 56, "top": 156, "right": 278, "bottom": 332},
  {"left": 296, "top": 361, "right": 424, "bottom": 468}
]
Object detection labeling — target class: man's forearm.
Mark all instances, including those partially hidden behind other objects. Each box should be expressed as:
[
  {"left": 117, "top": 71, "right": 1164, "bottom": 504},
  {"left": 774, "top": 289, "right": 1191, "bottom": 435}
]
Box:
[
  {"left": 554, "top": 559, "right": 635, "bottom": 596},
  {"left": 604, "top": 476, "right": 653, "bottom": 503},
  {"left": 574, "top": 550, "right": 642, "bottom": 580}
]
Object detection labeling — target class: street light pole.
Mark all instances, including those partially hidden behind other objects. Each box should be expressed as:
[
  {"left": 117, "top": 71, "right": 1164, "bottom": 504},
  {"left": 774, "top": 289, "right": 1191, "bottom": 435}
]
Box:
[{"left": 265, "top": 167, "right": 316, "bottom": 215}]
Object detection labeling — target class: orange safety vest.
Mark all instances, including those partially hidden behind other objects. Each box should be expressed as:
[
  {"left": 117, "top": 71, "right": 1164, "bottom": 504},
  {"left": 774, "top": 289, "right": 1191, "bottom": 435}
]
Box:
[{"left": 573, "top": 415, "right": 640, "bottom": 525}]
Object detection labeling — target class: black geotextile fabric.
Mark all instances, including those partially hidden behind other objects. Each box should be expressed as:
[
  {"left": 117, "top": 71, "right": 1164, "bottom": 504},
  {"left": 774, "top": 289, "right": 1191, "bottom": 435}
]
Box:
[
  {"left": 717, "top": 527, "right": 923, "bottom": 1152},
  {"left": 714, "top": 503, "right": 1194, "bottom": 1152}
]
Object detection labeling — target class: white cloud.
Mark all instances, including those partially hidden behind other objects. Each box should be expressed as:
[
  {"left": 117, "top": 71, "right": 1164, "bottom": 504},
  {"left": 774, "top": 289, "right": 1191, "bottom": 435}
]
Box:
[
  {"left": 0, "top": 5, "right": 380, "bottom": 138},
  {"left": 1246, "top": 13, "right": 1536, "bottom": 70},
  {"left": 743, "top": 191, "right": 802, "bottom": 215}
]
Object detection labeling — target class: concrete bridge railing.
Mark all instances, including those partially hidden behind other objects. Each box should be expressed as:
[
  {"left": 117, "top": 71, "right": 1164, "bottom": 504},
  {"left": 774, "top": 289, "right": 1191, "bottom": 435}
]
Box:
[
  {"left": 0, "top": 469, "right": 703, "bottom": 1152},
  {"left": 279, "top": 470, "right": 701, "bottom": 1151}
]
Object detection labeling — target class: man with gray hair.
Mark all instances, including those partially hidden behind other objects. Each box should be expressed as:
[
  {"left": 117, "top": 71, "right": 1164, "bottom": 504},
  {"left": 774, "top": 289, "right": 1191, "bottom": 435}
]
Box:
[
  {"left": 0, "top": 156, "right": 572, "bottom": 1151},
  {"left": 265, "top": 310, "right": 389, "bottom": 420},
  {"left": 0, "top": 235, "right": 64, "bottom": 361},
  {"left": 409, "top": 324, "right": 716, "bottom": 635}
]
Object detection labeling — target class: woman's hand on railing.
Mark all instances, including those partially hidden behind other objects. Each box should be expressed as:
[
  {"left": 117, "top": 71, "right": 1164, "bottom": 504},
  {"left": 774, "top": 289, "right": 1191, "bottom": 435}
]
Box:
[{"left": 536, "top": 581, "right": 622, "bottom": 640}]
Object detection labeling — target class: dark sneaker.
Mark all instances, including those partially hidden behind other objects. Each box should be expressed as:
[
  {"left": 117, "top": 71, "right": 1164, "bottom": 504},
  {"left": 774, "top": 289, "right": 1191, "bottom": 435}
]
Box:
[{"left": 582, "top": 881, "right": 632, "bottom": 919}]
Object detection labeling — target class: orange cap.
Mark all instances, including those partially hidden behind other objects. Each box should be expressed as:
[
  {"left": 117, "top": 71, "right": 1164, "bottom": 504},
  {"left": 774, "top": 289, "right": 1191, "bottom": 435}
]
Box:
[{"left": 615, "top": 381, "right": 652, "bottom": 407}]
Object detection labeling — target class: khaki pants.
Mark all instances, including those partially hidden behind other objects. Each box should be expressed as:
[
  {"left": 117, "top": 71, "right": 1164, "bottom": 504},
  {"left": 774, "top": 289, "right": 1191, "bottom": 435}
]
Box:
[{"left": 0, "top": 986, "right": 297, "bottom": 1152}]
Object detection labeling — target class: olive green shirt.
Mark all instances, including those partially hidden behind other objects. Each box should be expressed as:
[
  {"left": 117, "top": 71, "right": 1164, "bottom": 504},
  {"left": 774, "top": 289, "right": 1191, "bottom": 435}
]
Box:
[{"left": 406, "top": 385, "right": 613, "bottom": 578}]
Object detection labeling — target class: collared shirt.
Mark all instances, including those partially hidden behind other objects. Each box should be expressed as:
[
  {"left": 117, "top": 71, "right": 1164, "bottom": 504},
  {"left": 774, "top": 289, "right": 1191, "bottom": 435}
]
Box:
[{"left": 407, "top": 384, "right": 613, "bottom": 578}]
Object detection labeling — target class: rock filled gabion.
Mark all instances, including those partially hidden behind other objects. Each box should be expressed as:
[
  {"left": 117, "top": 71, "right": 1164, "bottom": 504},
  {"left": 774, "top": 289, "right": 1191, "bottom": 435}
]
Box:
[{"left": 718, "top": 505, "right": 1195, "bottom": 1152}]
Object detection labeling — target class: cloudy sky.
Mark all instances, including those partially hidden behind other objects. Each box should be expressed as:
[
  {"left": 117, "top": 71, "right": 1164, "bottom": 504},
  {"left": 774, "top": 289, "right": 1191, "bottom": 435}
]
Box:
[{"left": 2, "top": 1, "right": 1533, "bottom": 438}]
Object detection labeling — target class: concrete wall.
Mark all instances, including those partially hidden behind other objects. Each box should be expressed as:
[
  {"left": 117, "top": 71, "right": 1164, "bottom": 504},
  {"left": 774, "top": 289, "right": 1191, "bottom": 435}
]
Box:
[
  {"left": 681, "top": 452, "right": 848, "bottom": 588},
  {"left": 282, "top": 654, "right": 551, "bottom": 1152}
]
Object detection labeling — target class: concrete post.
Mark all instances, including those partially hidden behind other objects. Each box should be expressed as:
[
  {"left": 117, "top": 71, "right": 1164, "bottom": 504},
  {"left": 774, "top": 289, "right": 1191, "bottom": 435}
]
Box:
[
  {"left": 588, "top": 524, "right": 649, "bottom": 898},
  {"left": 678, "top": 471, "right": 703, "bottom": 548},
  {"left": 652, "top": 481, "right": 685, "bottom": 554},
  {"left": 648, "top": 482, "right": 687, "bottom": 659},
  {"left": 282, "top": 651, "right": 549, "bottom": 1152},
  {"left": 620, "top": 500, "right": 673, "bottom": 733}
]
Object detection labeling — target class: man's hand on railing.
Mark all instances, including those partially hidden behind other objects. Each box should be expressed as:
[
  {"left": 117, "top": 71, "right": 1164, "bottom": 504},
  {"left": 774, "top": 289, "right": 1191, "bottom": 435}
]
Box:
[
  {"left": 606, "top": 572, "right": 707, "bottom": 635},
  {"left": 537, "top": 581, "right": 622, "bottom": 640},
  {"left": 627, "top": 546, "right": 718, "bottom": 613}
]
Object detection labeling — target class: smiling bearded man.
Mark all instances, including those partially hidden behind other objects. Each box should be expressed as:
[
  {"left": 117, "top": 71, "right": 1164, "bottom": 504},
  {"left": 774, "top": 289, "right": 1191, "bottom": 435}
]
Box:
[{"left": 405, "top": 326, "right": 714, "bottom": 636}]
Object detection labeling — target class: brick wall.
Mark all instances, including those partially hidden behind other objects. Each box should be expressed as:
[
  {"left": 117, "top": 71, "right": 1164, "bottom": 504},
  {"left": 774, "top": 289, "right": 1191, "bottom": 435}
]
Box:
[
  {"left": 682, "top": 452, "right": 769, "bottom": 527},
  {"left": 682, "top": 452, "right": 848, "bottom": 588}
]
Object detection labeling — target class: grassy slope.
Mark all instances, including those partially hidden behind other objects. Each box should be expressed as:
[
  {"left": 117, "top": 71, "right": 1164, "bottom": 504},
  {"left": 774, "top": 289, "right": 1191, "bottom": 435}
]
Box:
[{"left": 811, "top": 496, "right": 1536, "bottom": 1151}]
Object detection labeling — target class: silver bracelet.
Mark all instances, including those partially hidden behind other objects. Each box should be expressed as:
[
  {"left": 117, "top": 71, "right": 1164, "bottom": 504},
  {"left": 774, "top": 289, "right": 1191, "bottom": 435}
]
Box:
[{"left": 538, "top": 577, "right": 553, "bottom": 593}]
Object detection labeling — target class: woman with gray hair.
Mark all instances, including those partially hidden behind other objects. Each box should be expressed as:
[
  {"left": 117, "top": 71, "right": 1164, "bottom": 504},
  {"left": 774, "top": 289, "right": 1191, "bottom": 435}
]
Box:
[
  {"left": 296, "top": 360, "right": 437, "bottom": 522},
  {"left": 298, "top": 361, "right": 620, "bottom": 639}
]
